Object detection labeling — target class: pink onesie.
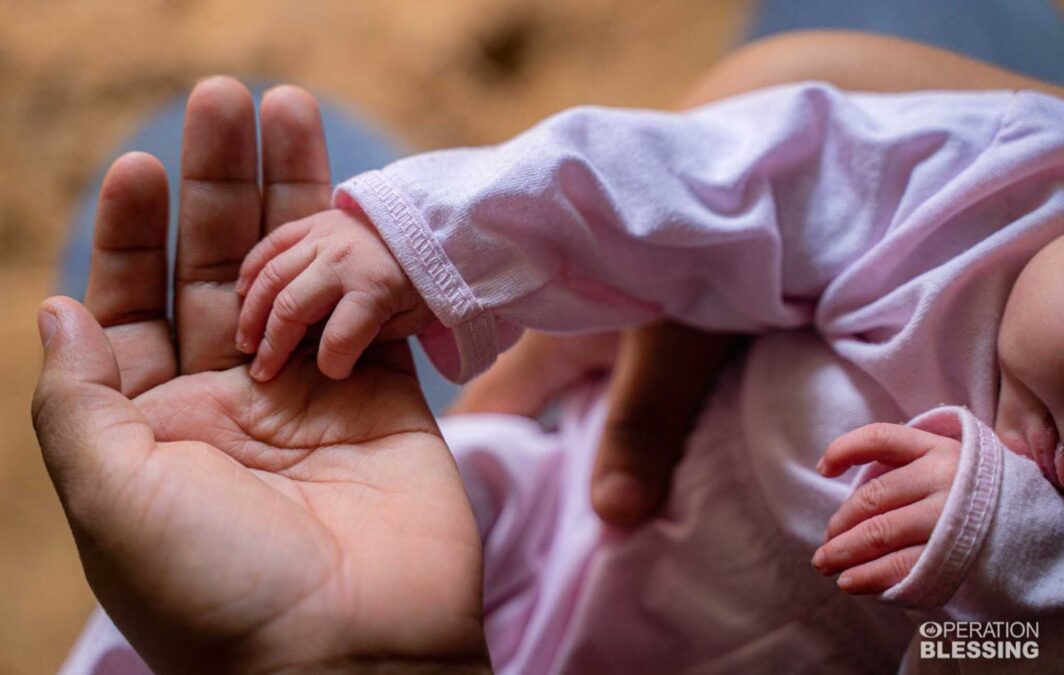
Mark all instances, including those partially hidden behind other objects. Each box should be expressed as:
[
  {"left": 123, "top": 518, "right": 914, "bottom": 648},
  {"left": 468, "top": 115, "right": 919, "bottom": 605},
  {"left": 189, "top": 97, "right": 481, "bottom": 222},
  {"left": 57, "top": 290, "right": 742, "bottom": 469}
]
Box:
[{"left": 65, "top": 84, "right": 1064, "bottom": 674}]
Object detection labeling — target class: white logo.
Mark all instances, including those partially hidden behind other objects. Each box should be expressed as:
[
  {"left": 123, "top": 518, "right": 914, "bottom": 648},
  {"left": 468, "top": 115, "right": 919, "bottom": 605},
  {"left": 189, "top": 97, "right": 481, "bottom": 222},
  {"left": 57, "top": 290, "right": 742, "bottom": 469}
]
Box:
[{"left": 918, "top": 621, "right": 1039, "bottom": 661}]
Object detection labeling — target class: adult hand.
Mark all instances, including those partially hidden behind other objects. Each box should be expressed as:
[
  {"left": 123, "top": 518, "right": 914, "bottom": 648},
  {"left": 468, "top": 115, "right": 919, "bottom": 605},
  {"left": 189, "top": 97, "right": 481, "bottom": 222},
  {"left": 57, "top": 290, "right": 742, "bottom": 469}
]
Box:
[
  {"left": 33, "top": 78, "right": 487, "bottom": 674},
  {"left": 451, "top": 324, "right": 737, "bottom": 527}
]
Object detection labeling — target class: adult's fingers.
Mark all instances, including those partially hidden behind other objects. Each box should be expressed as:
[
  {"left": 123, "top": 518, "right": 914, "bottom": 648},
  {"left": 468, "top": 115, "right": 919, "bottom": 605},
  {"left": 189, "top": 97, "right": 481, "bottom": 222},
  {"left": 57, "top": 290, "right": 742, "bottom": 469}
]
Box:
[
  {"left": 84, "top": 152, "right": 176, "bottom": 396},
  {"left": 176, "top": 76, "right": 261, "bottom": 374},
  {"left": 260, "top": 85, "right": 332, "bottom": 233},
  {"left": 592, "top": 324, "right": 736, "bottom": 527},
  {"left": 32, "top": 298, "right": 153, "bottom": 509}
]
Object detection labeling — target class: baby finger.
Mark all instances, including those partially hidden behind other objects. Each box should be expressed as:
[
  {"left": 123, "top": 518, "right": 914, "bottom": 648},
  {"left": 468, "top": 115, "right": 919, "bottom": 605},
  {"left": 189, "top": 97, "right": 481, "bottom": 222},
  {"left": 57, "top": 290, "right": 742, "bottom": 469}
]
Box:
[
  {"left": 237, "top": 243, "right": 315, "bottom": 353},
  {"left": 236, "top": 218, "right": 313, "bottom": 295},
  {"left": 317, "top": 291, "right": 386, "bottom": 380},
  {"left": 249, "top": 263, "right": 341, "bottom": 381},
  {"left": 825, "top": 457, "right": 944, "bottom": 540},
  {"left": 834, "top": 545, "right": 924, "bottom": 596},
  {"left": 818, "top": 424, "right": 946, "bottom": 477},
  {"left": 813, "top": 497, "right": 940, "bottom": 575}
]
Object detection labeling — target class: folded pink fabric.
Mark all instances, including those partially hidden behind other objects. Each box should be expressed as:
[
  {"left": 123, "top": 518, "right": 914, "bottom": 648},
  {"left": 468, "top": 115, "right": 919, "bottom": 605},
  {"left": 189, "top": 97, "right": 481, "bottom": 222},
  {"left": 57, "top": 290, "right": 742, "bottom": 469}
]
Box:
[
  {"left": 67, "top": 84, "right": 1064, "bottom": 673},
  {"left": 337, "top": 83, "right": 1064, "bottom": 673}
]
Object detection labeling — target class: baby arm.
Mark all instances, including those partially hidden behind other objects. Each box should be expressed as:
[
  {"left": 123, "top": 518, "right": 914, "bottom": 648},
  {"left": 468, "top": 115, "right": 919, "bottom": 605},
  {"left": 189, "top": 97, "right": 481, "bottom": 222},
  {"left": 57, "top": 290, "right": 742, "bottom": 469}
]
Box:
[
  {"left": 238, "top": 84, "right": 1060, "bottom": 385},
  {"left": 812, "top": 424, "right": 960, "bottom": 595},
  {"left": 235, "top": 208, "right": 433, "bottom": 381},
  {"left": 812, "top": 406, "right": 1064, "bottom": 633}
]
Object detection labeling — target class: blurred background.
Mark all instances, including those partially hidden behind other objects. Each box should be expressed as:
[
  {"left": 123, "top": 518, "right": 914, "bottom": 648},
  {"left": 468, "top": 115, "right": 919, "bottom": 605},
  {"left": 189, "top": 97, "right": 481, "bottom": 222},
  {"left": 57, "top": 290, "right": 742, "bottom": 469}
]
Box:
[
  {"left": 1, "top": 1, "right": 1061, "bottom": 673},
  {"left": 0, "top": 1, "right": 752, "bottom": 671}
]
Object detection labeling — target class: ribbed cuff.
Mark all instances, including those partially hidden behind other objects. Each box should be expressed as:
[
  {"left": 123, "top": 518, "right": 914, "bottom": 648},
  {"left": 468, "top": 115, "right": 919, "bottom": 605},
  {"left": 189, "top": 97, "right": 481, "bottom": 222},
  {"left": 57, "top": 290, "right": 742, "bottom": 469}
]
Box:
[
  {"left": 855, "top": 406, "right": 1003, "bottom": 608},
  {"left": 334, "top": 171, "right": 499, "bottom": 382}
]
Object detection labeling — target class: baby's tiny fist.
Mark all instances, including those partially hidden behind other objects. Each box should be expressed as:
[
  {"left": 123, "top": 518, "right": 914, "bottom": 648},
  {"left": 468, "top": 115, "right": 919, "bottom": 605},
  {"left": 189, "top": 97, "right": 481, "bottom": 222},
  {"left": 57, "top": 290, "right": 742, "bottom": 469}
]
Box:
[
  {"left": 236, "top": 208, "right": 430, "bottom": 382},
  {"left": 813, "top": 422, "right": 959, "bottom": 596}
]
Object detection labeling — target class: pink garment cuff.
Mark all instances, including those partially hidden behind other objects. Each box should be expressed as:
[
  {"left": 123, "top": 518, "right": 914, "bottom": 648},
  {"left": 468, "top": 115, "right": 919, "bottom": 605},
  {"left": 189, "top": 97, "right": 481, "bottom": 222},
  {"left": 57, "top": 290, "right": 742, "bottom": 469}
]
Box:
[
  {"left": 334, "top": 171, "right": 499, "bottom": 382},
  {"left": 853, "top": 406, "right": 1003, "bottom": 608}
]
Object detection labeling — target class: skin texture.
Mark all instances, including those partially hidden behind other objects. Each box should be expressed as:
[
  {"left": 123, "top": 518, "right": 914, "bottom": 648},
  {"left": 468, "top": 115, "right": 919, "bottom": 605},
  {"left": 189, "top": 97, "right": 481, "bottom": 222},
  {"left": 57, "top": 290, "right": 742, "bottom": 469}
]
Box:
[
  {"left": 812, "top": 424, "right": 960, "bottom": 594},
  {"left": 33, "top": 78, "right": 488, "bottom": 674},
  {"left": 995, "top": 234, "right": 1064, "bottom": 488},
  {"left": 235, "top": 209, "right": 434, "bottom": 382}
]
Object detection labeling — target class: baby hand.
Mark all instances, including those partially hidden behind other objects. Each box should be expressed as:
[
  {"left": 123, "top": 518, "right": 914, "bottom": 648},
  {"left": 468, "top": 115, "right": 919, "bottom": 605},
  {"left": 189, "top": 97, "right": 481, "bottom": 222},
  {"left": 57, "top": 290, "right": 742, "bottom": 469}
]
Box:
[
  {"left": 235, "top": 208, "right": 434, "bottom": 381},
  {"left": 811, "top": 423, "right": 960, "bottom": 595}
]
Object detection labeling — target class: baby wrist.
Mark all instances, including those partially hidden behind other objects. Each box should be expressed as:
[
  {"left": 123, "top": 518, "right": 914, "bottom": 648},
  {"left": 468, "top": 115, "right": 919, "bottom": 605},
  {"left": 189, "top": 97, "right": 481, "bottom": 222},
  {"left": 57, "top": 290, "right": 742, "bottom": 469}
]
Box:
[{"left": 334, "top": 172, "right": 502, "bottom": 382}]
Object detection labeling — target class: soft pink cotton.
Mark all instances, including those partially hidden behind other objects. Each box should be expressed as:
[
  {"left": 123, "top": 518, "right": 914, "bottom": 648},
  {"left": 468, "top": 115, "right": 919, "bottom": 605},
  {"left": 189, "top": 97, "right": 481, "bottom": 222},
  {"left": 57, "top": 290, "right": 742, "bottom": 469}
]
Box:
[{"left": 67, "top": 84, "right": 1064, "bottom": 674}]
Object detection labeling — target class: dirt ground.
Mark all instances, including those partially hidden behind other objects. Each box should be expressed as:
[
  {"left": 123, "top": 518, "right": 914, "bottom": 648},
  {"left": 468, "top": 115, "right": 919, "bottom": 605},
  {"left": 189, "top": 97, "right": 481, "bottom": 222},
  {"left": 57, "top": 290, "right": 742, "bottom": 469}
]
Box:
[{"left": 0, "top": 1, "right": 753, "bottom": 672}]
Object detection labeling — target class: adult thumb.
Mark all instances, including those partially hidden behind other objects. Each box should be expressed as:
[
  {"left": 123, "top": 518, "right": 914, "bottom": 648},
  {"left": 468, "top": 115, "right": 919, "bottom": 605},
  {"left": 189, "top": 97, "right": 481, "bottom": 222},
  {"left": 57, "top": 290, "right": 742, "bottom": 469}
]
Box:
[
  {"left": 32, "top": 297, "right": 150, "bottom": 502},
  {"left": 592, "top": 325, "right": 737, "bottom": 527}
]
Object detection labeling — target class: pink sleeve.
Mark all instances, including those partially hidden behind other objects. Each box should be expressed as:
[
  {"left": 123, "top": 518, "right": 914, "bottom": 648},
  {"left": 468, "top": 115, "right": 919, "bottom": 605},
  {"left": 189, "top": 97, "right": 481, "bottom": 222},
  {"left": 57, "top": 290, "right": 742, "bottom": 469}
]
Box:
[
  {"left": 853, "top": 407, "right": 1064, "bottom": 628},
  {"left": 855, "top": 404, "right": 1064, "bottom": 655},
  {"left": 334, "top": 83, "right": 1064, "bottom": 382}
]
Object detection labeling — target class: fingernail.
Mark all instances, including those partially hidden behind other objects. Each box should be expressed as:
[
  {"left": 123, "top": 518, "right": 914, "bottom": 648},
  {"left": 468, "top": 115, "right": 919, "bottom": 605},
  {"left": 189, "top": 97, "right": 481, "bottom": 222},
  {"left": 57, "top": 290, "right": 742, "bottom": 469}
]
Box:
[
  {"left": 837, "top": 575, "right": 853, "bottom": 590},
  {"left": 815, "top": 458, "right": 826, "bottom": 475},
  {"left": 249, "top": 361, "right": 264, "bottom": 380},
  {"left": 812, "top": 549, "right": 826, "bottom": 571},
  {"left": 37, "top": 309, "right": 58, "bottom": 347},
  {"left": 235, "top": 278, "right": 248, "bottom": 295},
  {"left": 593, "top": 471, "right": 651, "bottom": 527},
  {"left": 235, "top": 330, "right": 249, "bottom": 353}
]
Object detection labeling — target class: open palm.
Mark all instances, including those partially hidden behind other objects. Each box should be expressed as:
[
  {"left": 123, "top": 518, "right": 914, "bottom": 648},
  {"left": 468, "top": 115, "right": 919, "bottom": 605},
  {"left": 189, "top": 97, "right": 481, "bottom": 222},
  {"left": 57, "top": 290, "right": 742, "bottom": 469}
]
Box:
[{"left": 33, "top": 79, "right": 484, "bottom": 674}]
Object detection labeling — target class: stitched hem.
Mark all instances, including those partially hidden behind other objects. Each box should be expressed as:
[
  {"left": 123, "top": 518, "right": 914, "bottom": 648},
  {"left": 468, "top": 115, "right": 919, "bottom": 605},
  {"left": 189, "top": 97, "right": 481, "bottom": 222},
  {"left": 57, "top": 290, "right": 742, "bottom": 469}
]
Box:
[
  {"left": 873, "top": 406, "right": 1002, "bottom": 608},
  {"left": 334, "top": 172, "right": 499, "bottom": 381}
]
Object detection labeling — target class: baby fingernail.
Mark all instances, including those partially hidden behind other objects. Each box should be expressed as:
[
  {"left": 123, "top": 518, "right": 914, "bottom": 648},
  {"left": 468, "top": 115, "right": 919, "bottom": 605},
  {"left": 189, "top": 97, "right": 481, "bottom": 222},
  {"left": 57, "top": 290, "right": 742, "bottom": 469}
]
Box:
[
  {"left": 249, "top": 361, "right": 264, "bottom": 380},
  {"left": 235, "top": 278, "right": 248, "bottom": 295},
  {"left": 812, "top": 549, "right": 826, "bottom": 571},
  {"left": 235, "top": 330, "right": 250, "bottom": 353},
  {"left": 837, "top": 575, "right": 853, "bottom": 590}
]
